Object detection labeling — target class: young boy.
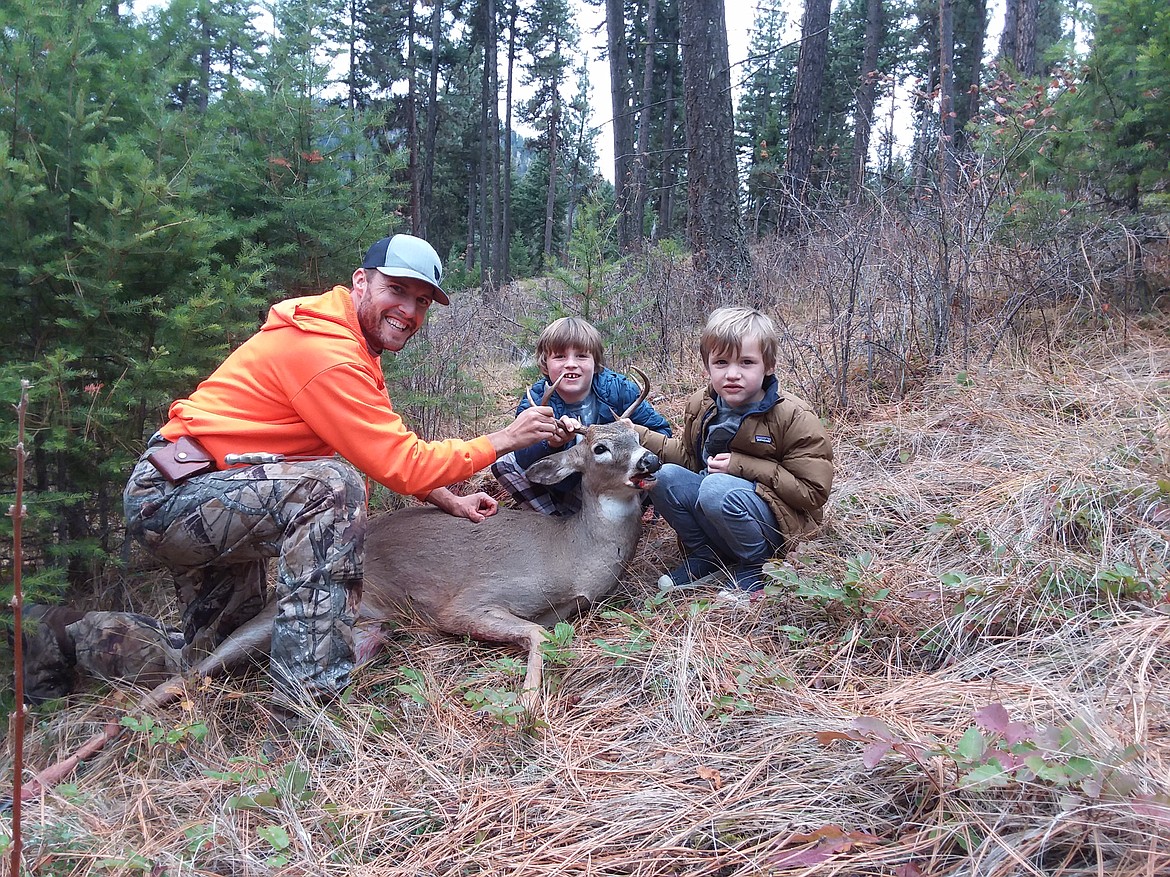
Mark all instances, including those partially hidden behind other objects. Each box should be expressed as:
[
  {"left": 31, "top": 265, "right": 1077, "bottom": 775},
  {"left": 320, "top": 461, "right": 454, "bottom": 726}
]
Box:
[
  {"left": 635, "top": 307, "right": 834, "bottom": 591},
  {"left": 492, "top": 316, "right": 672, "bottom": 516}
]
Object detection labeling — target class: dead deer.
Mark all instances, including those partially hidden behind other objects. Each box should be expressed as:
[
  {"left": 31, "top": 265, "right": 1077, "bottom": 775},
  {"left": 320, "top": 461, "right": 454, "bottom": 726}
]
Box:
[{"left": 16, "top": 371, "right": 661, "bottom": 801}]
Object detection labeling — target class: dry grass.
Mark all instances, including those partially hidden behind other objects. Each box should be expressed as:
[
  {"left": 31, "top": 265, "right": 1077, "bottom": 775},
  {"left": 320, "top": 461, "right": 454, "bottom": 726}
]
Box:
[{"left": 4, "top": 298, "right": 1169, "bottom": 875}]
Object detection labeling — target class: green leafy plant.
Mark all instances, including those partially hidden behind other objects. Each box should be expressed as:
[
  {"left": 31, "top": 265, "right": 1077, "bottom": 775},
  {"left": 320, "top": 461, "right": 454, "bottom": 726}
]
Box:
[
  {"left": 540, "top": 621, "right": 579, "bottom": 666},
  {"left": 394, "top": 666, "right": 430, "bottom": 707},
  {"left": 184, "top": 823, "right": 216, "bottom": 857},
  {"left": 120, "top": 714, "right": 208, "bottom": 749},
  {"left": 706, "top": 651, "right": 795, "bottom": 724},
  {"left": 1092, "top": 561, "right": 1157, "bottom": 600},
  {"left": 203, "top": 754, "right": 270, "bottom": 785},
  {"left": 206, "top": 758, "right": 314, "bottom": 813},
  {"left": 95, "top": 854, "right": 153, "bottom": 873},
  {"left": 462, "top": 686, "right": 527, "bottom": 727},
  {"left": 818, "top": 704, "right": 1147, "bottom": 801},
  {"left": 259, "top": 825, "right": 292, "bottom": 866},
  {"left": 765, "top": 552, "right": 888, "bottom": 618}
]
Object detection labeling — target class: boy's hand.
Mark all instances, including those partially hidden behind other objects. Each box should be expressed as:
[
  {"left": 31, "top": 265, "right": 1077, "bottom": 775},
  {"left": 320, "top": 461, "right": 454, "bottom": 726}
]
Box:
[
  {"left": 548, "top": 415, "right": 584, "bottom": 448},
  {"left": 707, "top": 452, "right": 732, "bottom": 474}
]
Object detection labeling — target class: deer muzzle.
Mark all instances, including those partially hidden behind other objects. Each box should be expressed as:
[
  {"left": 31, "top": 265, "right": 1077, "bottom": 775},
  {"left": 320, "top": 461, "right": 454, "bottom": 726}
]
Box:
[{"left": 630, "top": 451, "right": 661, "bottom": 489}]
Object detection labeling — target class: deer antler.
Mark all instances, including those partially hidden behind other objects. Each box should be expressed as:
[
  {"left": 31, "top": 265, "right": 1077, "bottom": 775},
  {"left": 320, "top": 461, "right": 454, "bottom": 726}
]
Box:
[
  {"left": 617, "top": 366, "right": 650, "bottom": 420},
  {"left": 527, "top": 374, "right": 586, "bottom": 444},
  {"left": 526, "top": 372, "right": 566, "bottom": 409}
]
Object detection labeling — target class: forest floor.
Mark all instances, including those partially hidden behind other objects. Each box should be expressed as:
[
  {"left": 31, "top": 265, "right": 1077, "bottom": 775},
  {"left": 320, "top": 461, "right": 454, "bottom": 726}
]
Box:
[{"left": 3, "top": 306, "right": 1169, "bottom": 876}]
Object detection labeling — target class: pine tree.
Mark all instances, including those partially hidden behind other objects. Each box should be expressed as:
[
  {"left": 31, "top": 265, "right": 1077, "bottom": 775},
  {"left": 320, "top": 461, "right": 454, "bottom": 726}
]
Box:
[
  {"left": 522, "top": 0, "right": 578, "bottom": 270},
  {"left": 736, "top": 1, "right": 797, "bottom": 235},
  {"left": 679, "top": 0, "right": 753, "bottom": 290}
]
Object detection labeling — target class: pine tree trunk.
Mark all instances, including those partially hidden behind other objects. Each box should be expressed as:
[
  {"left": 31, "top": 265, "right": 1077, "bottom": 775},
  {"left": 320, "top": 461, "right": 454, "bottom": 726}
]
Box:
[
  {"left": 197, "top": 9, "right": 211, "bottom": 112},
  {"left": 1016, "top": 0, "right": 1039, "bottom": 75},
  {"left": 480, "top": 0, "right": 499, "bottom": 298},
  {"left": 999, "top": 0, "right": 1019, "bottom": 64},
  {"left": 408, "top": 5, "right": 422, "bottom": 236},
  {"left": 421, "top": 0, "right": 443, "bottom": 240},
  {"left": 656, "top": 11, "right": 679, "bottom": 241},
  {"left": 543, "top": 36, "right": 561, "bottom": 266},
  {"left": 488, "top": 0, "right": 503, "bottom": 290},
  {"left": 954, "top": 0, "right": 985, "bottom": 152},
  {"left": 849, "top": 0, "right": 883, "bottom": 204},
  {"left": 779, "top": 0, "right": 831, "bottom": 234},
  {"left": 606, "top": 0, "right": 636, "bottom": 250},
  {"left": 630, "top": 0, "right": 658, "bottom": 247},
  {"left": 679, "top": 0, "right": 753, "bottom": 295},
  {"left": 502, "top": 0, "right": 518, "bottom": 282}
]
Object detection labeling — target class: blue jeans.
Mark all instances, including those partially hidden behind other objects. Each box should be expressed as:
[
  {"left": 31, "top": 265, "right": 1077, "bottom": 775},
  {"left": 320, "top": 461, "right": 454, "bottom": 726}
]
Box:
[{"left": 648, "top": 464, "right": 783, "bottom": 565}]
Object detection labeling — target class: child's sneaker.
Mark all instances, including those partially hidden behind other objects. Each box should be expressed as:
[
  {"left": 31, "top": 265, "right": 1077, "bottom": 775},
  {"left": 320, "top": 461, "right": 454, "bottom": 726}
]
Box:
[
  {"left": 728, "top": 563, "right": 768, "bottom": 592},
  {"left": 714, "top": 588, "right": 753, "bottom": 609},
  {"left": 657, "top": 552, "right": 723, "bottom": 590}
]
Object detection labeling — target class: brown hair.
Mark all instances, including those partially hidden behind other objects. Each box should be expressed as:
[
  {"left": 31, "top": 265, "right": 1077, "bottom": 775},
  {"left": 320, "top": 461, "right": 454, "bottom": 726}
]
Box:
[
  {"left": 536, "top": 317, "right": 605, "bottom": 374},
  {"left": 699, "top": 307, "right": 779, "bottom": 371}
]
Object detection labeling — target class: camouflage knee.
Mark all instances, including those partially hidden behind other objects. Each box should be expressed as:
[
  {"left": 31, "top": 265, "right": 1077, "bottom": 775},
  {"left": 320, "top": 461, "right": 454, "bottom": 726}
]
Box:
[{"left": 16, "top": 605, "right": 184, "bottom": 703}]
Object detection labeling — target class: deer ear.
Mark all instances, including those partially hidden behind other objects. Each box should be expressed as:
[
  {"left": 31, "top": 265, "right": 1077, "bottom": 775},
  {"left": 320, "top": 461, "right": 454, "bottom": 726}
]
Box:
[{"left": 525, "top": 445, "right": 585, "bottom": 485}]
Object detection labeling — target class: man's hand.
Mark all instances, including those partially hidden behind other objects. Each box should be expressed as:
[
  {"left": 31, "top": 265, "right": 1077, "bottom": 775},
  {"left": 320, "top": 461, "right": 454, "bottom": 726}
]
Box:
[
  {"left": 487, "top": 405, "right": 558, "bottom": 455},
  {"left": 706, "top": 452, "right": 732, "bottom": 474},
  {"left": 445, "top": 491, "right": 498, "bottom": 522},
  {"left": 426, "top": 487, "right": 499, "bottom": 522}
]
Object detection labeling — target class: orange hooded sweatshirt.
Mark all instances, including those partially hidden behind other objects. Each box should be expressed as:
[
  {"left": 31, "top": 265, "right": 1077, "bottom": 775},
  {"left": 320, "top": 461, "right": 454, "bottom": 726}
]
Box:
[{"left": 159, "top": 285, "right": 496, "bottom": 497}]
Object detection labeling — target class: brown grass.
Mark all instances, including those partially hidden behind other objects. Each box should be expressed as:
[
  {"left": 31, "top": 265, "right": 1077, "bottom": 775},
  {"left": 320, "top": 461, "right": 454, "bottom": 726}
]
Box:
[{"left": 3, "top": 278, "right": 1169, "bottom": 875}]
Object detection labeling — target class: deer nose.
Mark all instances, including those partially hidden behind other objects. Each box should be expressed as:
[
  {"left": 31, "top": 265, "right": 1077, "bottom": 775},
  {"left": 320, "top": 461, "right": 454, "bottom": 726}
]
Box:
[{"left": 637, "top": 452, "right": 661, "bottom": 474}]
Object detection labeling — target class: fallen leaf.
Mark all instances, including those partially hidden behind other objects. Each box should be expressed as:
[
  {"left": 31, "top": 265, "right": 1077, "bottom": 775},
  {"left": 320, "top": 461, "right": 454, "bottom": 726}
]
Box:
[{"left": 696, "top": 765, "right": 722, "bottom": 789}]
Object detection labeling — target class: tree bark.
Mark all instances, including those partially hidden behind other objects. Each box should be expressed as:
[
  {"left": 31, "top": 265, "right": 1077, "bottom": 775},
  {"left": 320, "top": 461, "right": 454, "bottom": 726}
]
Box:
[
  {"left": 954, "top": 0, "right": 985, "bottom": 153},
  {"left": 542, "top": 34, "right": 562, "bottom": 265},
  {"left": 849, "top": 0, "right": 883, "bottom": 204},
  {"left": 605, "top": 0, "right": 636, "bottom": 250},
  {"left": 679, "top": 0, "right": 753, "bottom": 294},
  {"left": 779, "top": 0, "right": 830, "bottom": 234},
  {"left": 998, "top": 0, "right": 1019, "bottom": 65},
  {"left": 502, "top": 0, "right": 519, "bottom": 281},
  {"left": 421, "top": 0, "right": 443, "bottom": 240},
  {"left": 1016, "top": 0, "right": 1039, "bottom": 75},
  {"left": 197, "top": 6, "right": 212, "bottom": 112},
  {"left": 488, "top": 0, "right": 503, "bottom": 290},
  {"left": 407, "top": 4, "right": 422, "bottom": 235},
  {"left": 656, "top": 8, "right": 680, "bottom": 240},
  {"left": 630, "top": 0, "right": 658, "bottom": 247}
]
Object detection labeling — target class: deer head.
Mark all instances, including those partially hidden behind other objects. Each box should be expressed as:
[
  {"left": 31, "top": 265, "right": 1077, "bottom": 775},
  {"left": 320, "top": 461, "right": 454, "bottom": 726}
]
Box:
[{"left": 533, "top": 365, "right": 654, "bottom": 450}]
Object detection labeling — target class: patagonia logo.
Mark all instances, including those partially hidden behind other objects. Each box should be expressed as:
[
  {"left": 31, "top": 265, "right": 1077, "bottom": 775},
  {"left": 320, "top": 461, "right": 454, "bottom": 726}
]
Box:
[{"left": 754, "top": 434, "right": 773, "bottom": 444}]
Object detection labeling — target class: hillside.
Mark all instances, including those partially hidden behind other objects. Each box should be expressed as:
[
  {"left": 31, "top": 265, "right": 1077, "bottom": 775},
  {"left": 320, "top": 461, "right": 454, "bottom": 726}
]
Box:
[{"left": 5, "top": 311, "right": 1168, "bottom": 876}]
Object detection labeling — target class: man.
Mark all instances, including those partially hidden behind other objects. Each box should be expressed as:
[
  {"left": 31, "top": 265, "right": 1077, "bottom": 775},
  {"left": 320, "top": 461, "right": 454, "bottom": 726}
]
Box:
[{"left": 123, "top": 234, "right": 558, "bottom": 701}]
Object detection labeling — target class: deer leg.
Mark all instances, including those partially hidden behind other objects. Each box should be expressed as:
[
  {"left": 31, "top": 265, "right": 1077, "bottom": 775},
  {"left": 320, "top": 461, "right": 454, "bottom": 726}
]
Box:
[{"left": 461, "top": 609, "right": 549, "bottom": 710}]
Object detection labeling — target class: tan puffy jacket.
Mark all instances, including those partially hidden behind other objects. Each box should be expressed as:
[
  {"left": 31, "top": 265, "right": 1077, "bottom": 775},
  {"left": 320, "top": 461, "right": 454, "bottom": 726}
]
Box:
[{"left": 637, "top": 377, "right": 834, "bottom": 542}]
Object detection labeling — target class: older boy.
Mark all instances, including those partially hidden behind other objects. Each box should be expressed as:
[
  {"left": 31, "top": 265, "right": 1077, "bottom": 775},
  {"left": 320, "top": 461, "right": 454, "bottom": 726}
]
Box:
[
  {"left": 492, "top": 316, "right": 671, "bottom": 515},
  {"left": 635, "top": 307, "right": 834, "bottom": 591}
]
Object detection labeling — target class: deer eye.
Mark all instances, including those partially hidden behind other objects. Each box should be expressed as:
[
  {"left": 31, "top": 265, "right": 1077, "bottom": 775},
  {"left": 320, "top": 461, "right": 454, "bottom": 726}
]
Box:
[{"left": 592, "top": 442, "right": 609, "bottom": 456}]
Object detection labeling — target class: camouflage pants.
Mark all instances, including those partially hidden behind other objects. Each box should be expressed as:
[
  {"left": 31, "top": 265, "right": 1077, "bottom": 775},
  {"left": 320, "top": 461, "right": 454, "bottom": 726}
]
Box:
[
  {"left": 18, "top": 604, "right": 184, "bottom": 704},
  {"left": 124, "top": 450, "right": 367, "bottom": 696}
]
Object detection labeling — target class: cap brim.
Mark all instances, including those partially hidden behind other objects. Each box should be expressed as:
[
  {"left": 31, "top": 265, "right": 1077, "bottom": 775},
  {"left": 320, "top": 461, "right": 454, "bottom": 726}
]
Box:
[{"left": 374, "top": 267, "right": 449, "bottom": 305}]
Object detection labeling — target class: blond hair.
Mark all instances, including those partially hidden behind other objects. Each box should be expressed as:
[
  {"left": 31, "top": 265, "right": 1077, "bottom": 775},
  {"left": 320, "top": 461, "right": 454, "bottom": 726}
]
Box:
[
  {"left": 536, "top": 317, "right": 605, "bottom": 374},
  {"left": 699, "top": 307, "right": 778, "bottom": 371}
]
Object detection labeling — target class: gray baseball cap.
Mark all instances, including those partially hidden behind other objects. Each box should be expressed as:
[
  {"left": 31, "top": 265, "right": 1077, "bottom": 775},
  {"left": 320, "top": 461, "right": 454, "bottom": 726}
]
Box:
[{"left": 362, "top": 234, "right": 447, "bottom": 305}]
